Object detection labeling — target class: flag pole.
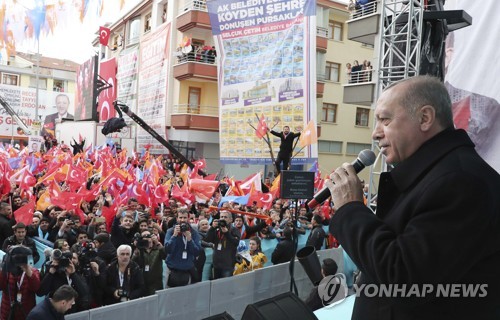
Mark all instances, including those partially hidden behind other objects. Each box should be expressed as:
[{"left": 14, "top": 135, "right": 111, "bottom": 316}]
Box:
[
  {"left": 254, "top": 114, "right": 278, "bottom": 173},
  {"left": 291, "top": 145, "right": 306, "bottom": 160},
  {"left": 248, "top": 120, "right": 275, "bottom": 165}
]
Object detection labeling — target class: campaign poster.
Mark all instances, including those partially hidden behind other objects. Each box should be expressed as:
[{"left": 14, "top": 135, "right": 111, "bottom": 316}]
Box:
[
  {"left": 0, "top": 85, "right": 75, "bottom": 138},
  {"left": 137, "top": 23, "right": 170, "bottom": 154},
  {"left": 207, "top": 0, "right": 318, "bottom": 165}
]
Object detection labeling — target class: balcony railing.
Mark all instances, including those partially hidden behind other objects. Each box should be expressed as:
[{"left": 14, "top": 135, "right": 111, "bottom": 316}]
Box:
[
  {"left": 174, "top": 48, "right": 217, "bottom": 65},
  {"left": 347, "top": 69, "right": 374, "bottom": 84},
  {"left": 317, "top": 26, "right": 328, "bottom": 38},
  {"left": 172, "top": 104, "right": 218, "bottom": 116},
  {"left": 317, "top": 72, "right": 327, "bottom": 81},
  {"left": 179, "top": 0, "right": 208, "bottom": 13},
  {"left": 349, "top": 0, "right": 378, "bottom": 19}
]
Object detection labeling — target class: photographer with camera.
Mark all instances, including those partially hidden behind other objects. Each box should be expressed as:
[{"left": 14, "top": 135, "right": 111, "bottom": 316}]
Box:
[
  {"left": 37, "top": 248, "right": 90, "bottom": 313},
  {"left": 205, "top": 210, "right": 241, "bottom": 279},
  {"left": 164, "top": 209, "right": 201, "bottom": 287},
  {"left": 55, "top": 216, "right": 80, "bottom": 247},
  {"left": 0, "top": 245, "right": 41, "bottom": 320},
  {"left": 105, "top": 245, "right": 144, "bottom": 305},
  {"left": 132, "top": 230, "right": 165, "bottom": 295},
  {"left": 93, "top": 233, "right": 116, "bottom": 265},
  {"left": 73, "top": 240, "right": 107, "bottom": 308},
  {"left": 2, "top": 223, "right": 40, "bottom": 265}
]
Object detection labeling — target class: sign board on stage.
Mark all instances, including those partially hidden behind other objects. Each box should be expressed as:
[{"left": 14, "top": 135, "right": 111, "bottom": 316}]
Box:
[{"left": 280, "top": 170, "right": 314, "bottom": 200}]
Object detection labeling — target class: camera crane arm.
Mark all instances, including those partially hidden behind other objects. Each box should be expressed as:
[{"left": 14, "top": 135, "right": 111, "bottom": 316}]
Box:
[
  {"left": 0, "top": 94, "right": 32, "bottom": 135},
  {"left": 113, "top": 101, "right": 206, "bottom": 177}
]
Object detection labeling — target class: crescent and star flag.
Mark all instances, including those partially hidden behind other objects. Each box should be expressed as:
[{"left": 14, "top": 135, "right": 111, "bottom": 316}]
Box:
[
  {"left": 255, "top": 114, "right": 268, "bottom": 139},
  {"left": 99, "top": 26, "right": 111, "bottom": 46},
  {"left": 14, "top": 197, "right": 36, "bottom": 226}
]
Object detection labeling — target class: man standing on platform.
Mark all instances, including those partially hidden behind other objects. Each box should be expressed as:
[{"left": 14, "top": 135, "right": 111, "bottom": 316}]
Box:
[{"left": 269, "top": 125, "right": 300, "bottom": 174}]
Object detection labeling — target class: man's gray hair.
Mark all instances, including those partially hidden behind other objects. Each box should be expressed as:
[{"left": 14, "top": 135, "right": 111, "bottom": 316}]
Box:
[{"left": 387, "top": 75, "right": 454, "bottom": 129}]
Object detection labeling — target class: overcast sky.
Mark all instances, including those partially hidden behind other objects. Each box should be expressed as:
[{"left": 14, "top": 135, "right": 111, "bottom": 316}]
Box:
[{"left": 16, "top": 0, "right": 141, "bottom": 64}]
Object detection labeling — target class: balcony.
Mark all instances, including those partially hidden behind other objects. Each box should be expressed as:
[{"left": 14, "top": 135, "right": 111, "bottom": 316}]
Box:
[
  {"left": 171, "top": 104, "right": 219, "bottom": 131},
  {"left": 343, "top": 69, "right": 376, "bottom": 106},
  {"left": 316, "top": 27, "right": 328, "bottom": 52},
  {"left": 317, "top": 73, "right": 326, "bottom": 98},
  {"left": 347, "top": 1, "right": 379, "bottom": 46},
  {"left": 173, "top": 53, "right": 217, "bottom": 81},
  {"left": 177, "top": 0, "right": 211, "bottom": 32}
]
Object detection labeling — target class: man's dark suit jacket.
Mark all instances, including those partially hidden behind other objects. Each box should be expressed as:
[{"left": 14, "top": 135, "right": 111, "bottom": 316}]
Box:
[
  {"left": 330, "top": 129, "right": 500, "bottom": 320},
  {"left": 42, "top": 112, "right": 74, "bottom": 136},
  {"left": 270, "top": 130, "right": 300, "bottom": 156}
]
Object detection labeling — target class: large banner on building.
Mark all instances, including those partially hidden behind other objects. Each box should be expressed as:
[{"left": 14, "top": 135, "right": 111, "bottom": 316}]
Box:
[
  {"left": 98, "top": 57, "right": 117, "bottom": 122},
  {"left": 444, "top": 0, "right": 500, "bottom": 173},
  {"left": 116, "top": 47, "right": 139, "bottom": 115},
  {"left": 137, "top": 23, "right": 170, "bottom": 154},
  {"left": 0, "top": 84, "right": 75, "bottom": 138},
  {"left": 74, "top": 55, "right": 98, "bottom": 121},
  {"left": 207, "top": 0, "right": 318, "bottom": 165}
]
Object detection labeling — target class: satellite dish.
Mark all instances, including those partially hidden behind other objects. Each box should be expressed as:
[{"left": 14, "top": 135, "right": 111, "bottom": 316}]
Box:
[{"left": 182, "top": 45, "right": 192, "bottom": 54}]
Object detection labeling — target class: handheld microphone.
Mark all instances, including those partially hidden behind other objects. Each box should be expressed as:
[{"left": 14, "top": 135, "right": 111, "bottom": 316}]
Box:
[{"left": 307, "top": 149, "right": 376, "bottom": 209}]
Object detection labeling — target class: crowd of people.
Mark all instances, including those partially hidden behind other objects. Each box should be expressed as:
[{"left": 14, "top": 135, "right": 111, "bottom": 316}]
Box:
[
  {"left": 0, "top": 138, "right": 340, "bottom": 318},
  {"left": 346, "top": 59, "right": 373, "bottom": 83}
]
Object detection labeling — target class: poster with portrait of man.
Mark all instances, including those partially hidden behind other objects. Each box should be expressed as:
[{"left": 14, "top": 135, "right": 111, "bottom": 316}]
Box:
[
  {"left": 41, "top": 92, "right": 75, "bottom": 137},
  {"left": 28, "top": 136, "right": 44, "bottom": 153}
]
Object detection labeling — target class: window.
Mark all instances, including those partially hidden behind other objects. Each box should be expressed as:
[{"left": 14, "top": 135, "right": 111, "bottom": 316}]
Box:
[
  {"left": 1, "top": 73, "right": 19, "bottom": 86},
  {"left": 127, "top": 17, "right": 141, "bottom": 45},
  {"left": 325, "top": 62, "right": 340, "bottom": 82},
  {"left": 162, "top": 4, "right": 168, "bottom": 23},
  {"left": 322, "top": 103, "right": 337, "bottom": 123},
  {"left": 171, "top": 140, "right": 196, "bottom": 160},
  {"left": 355, "top": 107, "right": 370, "bottom": 126},
  {"left": 29, "top": 77, "right": 47, "bottom": 90},
  {"left": 328, "top": 20, "right": 343, "bottom": 41},
  {"left": 319, "top": 141, "right": 342, "bottom": 154},
  {"left": 53, "top": 79, "right": 67, "bottom": 92},
  {"left": 188, "top": 87, "right": 201, "bottom": 113},
  {"left": 192, "top": 38, "right": 205, "bottom": 48},
  {"left": 144, "top": 13, "right": 152, "bottom": 33},
  {"left": 347, "top": 143, "right": 372, "bottom": 155}
]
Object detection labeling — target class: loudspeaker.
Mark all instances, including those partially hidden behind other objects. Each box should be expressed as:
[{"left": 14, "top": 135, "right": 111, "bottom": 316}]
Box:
[
  {"left": 202, "top": 312, "right": 235, "bottom": 320},
  {"left": 242, "top": 292, "right": 318, "bottom": 320},
  {"left": 297, "top": 245, "right": 322, "bottom": 286}
]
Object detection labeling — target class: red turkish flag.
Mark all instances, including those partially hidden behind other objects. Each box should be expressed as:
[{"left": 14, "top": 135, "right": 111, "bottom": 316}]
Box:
[
  {"left": 98, "top": 58, "right": 117, "bottom": 122},
  {"left": 19, "top": 169, "right": 37, "bottom": 192},
  {"left": 189, "top": 179, "right": 219, "bottom": 202},
  {"left": 99, "top": 26, "right": 111, "bottom": 46},
  {"left": 248, "top": 187, "right": 274, "bottom": 210},
  {"left": 14, "top": 197, "right": 35, "bottom": 226},
  {"left": 255, "top": 114, "right": 268, "bottom": 139}
]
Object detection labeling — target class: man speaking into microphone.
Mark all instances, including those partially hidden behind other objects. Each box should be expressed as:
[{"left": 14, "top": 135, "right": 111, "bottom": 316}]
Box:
[{"left": 326, "top": 76, "right": 500, "bottom": 320}]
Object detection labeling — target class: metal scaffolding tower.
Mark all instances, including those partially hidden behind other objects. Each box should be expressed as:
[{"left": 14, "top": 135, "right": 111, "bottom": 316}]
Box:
[{"left": 367, "top": 0, "right": 425, "bottom": 208}]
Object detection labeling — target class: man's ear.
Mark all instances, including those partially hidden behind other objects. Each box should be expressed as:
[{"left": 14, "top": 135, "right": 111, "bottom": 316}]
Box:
[{"left": 419, "top": 105, "right": 436, "bottom": 131}]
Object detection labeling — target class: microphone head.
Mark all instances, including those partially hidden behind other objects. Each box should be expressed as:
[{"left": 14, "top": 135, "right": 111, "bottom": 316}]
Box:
[{"left": 358, "top": 149, "right": 376, "bottom": 166}]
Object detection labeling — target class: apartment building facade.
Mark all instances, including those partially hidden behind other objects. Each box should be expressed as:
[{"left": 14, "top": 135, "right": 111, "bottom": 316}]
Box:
[{"left": 97, "top": 0, "right": 374, "bottom": 179}]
